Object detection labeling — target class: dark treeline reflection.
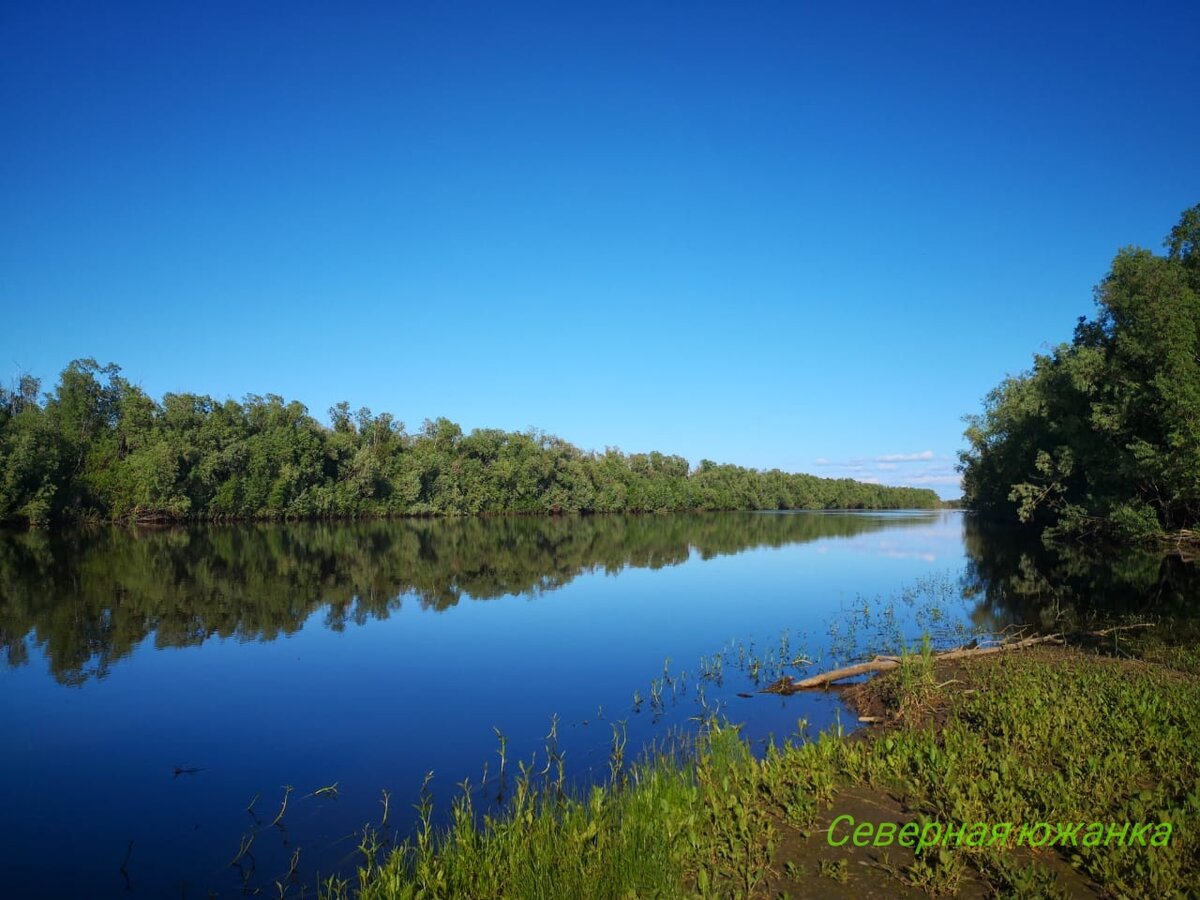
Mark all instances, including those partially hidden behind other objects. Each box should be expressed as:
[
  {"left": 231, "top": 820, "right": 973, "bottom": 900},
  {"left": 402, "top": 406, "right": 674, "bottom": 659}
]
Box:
[
  {"left": 962, "top": 515, "right": 1200, "bottom": 629},
  {"left": 1, "top": 511, "right": 931, "bottom": 685}
]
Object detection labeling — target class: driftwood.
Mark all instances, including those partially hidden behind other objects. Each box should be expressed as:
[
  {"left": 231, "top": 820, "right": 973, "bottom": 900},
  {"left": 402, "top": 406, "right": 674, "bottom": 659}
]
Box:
[
  {"left": 763, "top": 625, "right": 1153, "bottom": 694},
  {"left": 1157, "top": 529, "right": 1199, "bottom": 562},
  {"left": 1089, "top": 623, "right": 1157, "bottom": 637}
]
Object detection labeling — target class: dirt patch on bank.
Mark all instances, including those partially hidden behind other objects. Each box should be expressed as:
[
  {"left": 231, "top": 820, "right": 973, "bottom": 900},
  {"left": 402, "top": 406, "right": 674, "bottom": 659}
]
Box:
[
  {"left": 762, "top": 785, "right": 986, "bottom": 899},
  {"left": 760, "top": 647, "right": 1121, "bottom": 898}
]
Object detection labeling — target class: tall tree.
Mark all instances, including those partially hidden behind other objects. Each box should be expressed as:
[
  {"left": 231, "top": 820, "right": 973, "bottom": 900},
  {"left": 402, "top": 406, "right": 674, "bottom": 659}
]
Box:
[{"left": 960, "top": 203, "right": 1200, "bottom": 540}]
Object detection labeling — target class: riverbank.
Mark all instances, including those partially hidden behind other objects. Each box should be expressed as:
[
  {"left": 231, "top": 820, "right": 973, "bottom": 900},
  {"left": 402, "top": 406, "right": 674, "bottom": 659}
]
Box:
[
  {"left": 4, "top": 499, "right": 944, "bottom": 531},
  {"left": 323, "top": 636, "right": 1199, "bottom": 899}
]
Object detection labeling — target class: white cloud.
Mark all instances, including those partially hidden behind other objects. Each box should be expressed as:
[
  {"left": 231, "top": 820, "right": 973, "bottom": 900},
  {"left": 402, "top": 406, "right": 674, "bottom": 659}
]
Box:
[
  {"left": 877, "top": 450, "right": 934, "bottom": 462},
  {"left": 806, "top": 451, "right": 962, "bottom": 497},
  {"left": 902, "top": 474, "right": 963, "bottom": 486},
  {"left": 815, "top": 450, "right": 938, "bottom": 469}
]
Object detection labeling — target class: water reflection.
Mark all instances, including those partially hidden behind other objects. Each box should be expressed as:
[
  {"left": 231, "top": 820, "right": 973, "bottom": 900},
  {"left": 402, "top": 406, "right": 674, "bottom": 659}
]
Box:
[
  {"left": 962, "top": 516, "right": 1200, "bottom": 629},
  {"left": 0, "top": 511, "right": 935, "bottom": 685},
  {"left": 4, "top": 511, "right": 1197, "bottom": 899}
]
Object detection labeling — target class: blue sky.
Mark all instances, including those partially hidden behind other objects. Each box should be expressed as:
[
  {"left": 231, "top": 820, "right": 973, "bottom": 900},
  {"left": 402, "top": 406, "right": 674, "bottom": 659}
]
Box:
[{"left": 2, "top": 1, "right": 1198, "bottom": 498}]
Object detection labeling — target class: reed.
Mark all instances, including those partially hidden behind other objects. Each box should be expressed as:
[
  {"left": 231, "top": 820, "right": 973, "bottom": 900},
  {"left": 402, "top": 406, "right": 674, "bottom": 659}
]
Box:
[
  {"left": 230, "top": 832, "right": 255, "bottom": 867},
  {"left": 271, "top": 785, "right": 294, "bottom": 828},
  {"left": 379, "top": 789, "right": 391, "bottom": 830},
  {"left": 320, "top": 633, "right": 1199, "bottom": 899}
]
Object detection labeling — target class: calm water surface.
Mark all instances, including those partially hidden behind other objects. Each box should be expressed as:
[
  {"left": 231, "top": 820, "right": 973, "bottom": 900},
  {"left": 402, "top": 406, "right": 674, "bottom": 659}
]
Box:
[{"left": 2, "top": 511, "right": 1192, "bottom": 897}]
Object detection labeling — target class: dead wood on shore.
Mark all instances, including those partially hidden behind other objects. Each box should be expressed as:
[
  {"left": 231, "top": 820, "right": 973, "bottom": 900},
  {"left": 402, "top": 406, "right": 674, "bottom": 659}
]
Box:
[{"left": 763, "top": 624, "right": 1154, "bottom": 694}]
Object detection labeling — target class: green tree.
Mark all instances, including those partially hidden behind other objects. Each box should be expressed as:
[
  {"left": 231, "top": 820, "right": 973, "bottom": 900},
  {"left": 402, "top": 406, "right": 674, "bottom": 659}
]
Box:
[
  {"left": 0, "top": 361, "right": 938, "bottom": 526},
  {"left": 960, "top": 203, "right": 1200, "bottom": 540}
]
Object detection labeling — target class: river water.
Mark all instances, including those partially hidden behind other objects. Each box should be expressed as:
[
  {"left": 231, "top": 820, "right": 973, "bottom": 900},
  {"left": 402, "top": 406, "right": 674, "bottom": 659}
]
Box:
[{"left": 1, "top": 510, "right": 1191, "bottom": 897}]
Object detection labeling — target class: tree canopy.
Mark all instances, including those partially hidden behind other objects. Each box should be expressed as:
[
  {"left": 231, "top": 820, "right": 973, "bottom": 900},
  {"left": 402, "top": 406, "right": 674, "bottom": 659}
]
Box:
[
  {"left": 959, "top": 203, "right": 1200, "bottom": 542},
  {"left": 0, "top": 364, "right": 938, "bottom": 527}
]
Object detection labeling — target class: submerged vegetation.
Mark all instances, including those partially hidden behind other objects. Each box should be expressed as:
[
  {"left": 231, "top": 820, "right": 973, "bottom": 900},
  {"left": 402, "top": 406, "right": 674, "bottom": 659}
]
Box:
[
  {"left": 0, "top": 362, "right": 936, "bottom": 527},
  {"left": 319, "top": 638, "right": 1198, "bottom": 899},
  {"left": 959, "top": 203, "right": 1200, "bottom": 544},
  {"left": 179, "top": 565, "right": 1191, "bottom": 899},
  {"left": 6, "top": 510, "right": 1195, "bottom": 897}
]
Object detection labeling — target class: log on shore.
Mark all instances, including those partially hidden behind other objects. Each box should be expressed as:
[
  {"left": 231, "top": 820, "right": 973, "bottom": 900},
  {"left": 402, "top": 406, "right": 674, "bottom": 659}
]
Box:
[{"left": 764, "top": 633, "right": 1070, "bottom": 693}]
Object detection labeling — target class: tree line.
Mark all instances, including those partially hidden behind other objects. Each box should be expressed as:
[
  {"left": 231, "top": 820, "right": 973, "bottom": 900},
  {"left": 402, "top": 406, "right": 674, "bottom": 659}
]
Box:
[
  {"left": 959, "top": 203, "right": 1200, "bottom": 542},
  {"left": 0, "top": 363, "right": 938, "bottom": 526}
]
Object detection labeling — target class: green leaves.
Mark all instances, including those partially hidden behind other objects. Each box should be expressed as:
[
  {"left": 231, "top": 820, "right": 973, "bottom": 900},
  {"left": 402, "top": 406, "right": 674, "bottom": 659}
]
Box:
[
  {"left": 1, "top": 360, "right": 939, "bottom": 527},
  {"left": 962, "top": 203, "right": 1200, "bottom": 540}
]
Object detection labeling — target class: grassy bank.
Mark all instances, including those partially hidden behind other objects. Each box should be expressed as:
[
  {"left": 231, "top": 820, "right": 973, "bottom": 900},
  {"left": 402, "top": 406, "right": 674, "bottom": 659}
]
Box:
[{"left": 321, "top": 640, "right": 1199, "bottom": 899}]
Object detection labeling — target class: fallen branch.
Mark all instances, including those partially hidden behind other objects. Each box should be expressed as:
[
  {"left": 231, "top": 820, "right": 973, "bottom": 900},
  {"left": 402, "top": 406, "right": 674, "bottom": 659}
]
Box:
[
  {"left": 1089, "top": 623, "right": 1155, "bottom": 637},
  {"left": 765, "top": 632, "right": 1069, "bottom": 693}
]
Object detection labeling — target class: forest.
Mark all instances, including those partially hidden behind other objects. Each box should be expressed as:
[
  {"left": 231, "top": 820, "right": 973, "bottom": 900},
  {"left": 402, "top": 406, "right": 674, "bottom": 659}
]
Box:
[
  {"left": 0, "top": 363, "right": 937, "bottom": 527},
  {"left": 959, "top": 203, "right": 1200, "bottom": 543}
]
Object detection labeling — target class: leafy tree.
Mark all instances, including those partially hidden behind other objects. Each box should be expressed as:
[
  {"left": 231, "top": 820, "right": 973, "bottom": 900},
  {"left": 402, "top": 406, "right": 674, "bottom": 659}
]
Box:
[
  {"left": 960, "top": 203, "right": 1200, "bottom": 541},
  {"left": 0, "top": 361, "right": 939, "bottom": 527}
]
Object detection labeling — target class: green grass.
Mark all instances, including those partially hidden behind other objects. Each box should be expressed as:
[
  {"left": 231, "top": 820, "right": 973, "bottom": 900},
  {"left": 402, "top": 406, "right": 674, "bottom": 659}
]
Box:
[
  {"left": 323, "top": 643, "right": 1200, "bottom": 899},
  {"left": 765, "top": 646, "right": 1200, "bottom": 897},
  {"left": 320, "top": 726, "right": 771, "bottom": 899}
]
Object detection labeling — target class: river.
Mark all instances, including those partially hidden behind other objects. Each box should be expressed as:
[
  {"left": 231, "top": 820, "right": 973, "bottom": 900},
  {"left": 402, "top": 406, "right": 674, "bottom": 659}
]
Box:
[{"left": 1, "top": 510, "right": 1192, "bottom": 897}]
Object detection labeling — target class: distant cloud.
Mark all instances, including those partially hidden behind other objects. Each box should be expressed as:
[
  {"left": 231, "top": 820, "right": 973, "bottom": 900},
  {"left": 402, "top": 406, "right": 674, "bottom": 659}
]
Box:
[
  {"left": 817, "top": 450, "right": 939, "bottom": 468},
  {"left": 807, "top": 451, "right": 961, "bottom": 497},
  {"left": 877, "top": 450, "right": 934, "bottom": 462},
  {"left": 903, "top": 474, "right": 963, "bottom": 486}
]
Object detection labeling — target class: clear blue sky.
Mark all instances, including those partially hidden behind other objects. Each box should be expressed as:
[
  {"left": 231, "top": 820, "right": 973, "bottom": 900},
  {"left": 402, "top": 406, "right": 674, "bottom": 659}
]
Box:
[{"left": 3, "top": 1, "right": 1198, "bottom": 497}]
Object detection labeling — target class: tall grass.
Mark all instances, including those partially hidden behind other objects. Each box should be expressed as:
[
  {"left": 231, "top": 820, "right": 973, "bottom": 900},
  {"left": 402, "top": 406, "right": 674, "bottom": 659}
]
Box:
[
  {"left": 321, "top": 639, "right": 1199, "bottom": 899},
  {"left": 320, "top": 724, "right": 772, "bottom": 900}
]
